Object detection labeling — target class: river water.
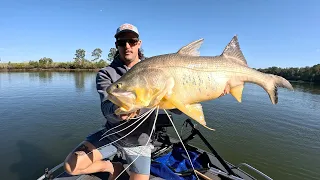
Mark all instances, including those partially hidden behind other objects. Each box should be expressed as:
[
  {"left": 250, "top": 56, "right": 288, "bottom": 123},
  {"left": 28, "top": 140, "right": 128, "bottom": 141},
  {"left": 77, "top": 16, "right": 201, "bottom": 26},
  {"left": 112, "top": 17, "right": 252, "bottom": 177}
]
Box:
[{"left": 0, "top": 71, "right": 319, "bottom": 180}]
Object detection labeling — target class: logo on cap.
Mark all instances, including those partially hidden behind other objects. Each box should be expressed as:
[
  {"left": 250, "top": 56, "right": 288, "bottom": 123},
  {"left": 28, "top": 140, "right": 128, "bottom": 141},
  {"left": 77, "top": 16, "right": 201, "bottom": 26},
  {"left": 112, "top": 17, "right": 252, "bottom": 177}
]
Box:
[{"left": 119, "top": 23, "right": 134, "bottom": 31}]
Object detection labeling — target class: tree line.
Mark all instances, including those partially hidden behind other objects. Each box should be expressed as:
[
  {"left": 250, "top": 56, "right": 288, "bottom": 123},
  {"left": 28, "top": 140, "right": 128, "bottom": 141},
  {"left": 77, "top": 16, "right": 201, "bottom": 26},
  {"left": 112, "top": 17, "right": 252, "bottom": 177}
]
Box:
[
  {"left": 1, "top": 47, "right": 122, "bottom": 70},
  {"left": 256, "top": 64, "right": 320, "bottom": 83}
]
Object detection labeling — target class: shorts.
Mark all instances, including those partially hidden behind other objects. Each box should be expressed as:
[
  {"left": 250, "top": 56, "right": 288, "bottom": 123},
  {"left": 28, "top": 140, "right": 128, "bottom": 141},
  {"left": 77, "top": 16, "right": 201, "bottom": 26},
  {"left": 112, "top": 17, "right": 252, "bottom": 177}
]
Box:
[{"left": 86, "top": 128, "right": 153, "bottom": 175}]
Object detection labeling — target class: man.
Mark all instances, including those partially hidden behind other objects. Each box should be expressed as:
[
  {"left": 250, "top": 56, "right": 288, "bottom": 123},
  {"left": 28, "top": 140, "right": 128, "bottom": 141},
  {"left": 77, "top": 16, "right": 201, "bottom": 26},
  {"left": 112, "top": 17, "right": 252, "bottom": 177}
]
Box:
[{"left": 64, "top": 23, "right": 157, "bottom": 180}]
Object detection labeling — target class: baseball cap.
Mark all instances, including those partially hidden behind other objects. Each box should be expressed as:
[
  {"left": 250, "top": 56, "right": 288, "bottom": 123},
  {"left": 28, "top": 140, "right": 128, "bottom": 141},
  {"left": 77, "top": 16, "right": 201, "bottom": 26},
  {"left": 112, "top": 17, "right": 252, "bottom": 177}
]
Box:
[{"left": 114, "top": 23, "right": 139, "bottom": 39}]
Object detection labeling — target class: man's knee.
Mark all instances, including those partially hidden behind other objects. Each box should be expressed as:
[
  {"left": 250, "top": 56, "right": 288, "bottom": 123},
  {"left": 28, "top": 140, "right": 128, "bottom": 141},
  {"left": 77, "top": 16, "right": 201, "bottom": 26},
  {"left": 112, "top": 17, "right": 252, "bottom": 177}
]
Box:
[
  {"left": 64, "top": 160, "right": 79, "bottom": 175},
  {"left": 63, "top": 142, "right": 98, "bottom": 175},
  {"left": 63, "top": 151, "right": 82, "bottom": 175}
]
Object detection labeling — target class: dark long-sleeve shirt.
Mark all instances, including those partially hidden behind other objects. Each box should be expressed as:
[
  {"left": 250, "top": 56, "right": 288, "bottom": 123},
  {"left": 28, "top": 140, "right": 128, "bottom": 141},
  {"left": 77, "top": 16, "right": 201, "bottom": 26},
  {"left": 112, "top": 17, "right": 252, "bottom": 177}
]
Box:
[{"left": 96, "top": 57, "right": 158, "bottom": 147}]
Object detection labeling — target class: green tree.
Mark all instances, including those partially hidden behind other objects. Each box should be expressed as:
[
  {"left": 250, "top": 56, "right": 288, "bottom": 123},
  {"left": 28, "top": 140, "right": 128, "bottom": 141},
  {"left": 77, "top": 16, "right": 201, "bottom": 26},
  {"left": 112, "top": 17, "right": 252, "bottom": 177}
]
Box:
[
  {"left": 74, "top": 49, "right": 86, "bottom": 65},
  {"left": 91, "top": 48, "right": 102, "bottom": 62},
  {"left": 107, "top": 48, "right": 117, "bottom": 62},
  {"left": 96, "top": 59, "right": 107, "bottom": 68},
  {"left": 38, "top": 57, "right": 53, "bottom": 68},
  {"left": 29, "top": 60, "right": 39, "bottom": 68}
]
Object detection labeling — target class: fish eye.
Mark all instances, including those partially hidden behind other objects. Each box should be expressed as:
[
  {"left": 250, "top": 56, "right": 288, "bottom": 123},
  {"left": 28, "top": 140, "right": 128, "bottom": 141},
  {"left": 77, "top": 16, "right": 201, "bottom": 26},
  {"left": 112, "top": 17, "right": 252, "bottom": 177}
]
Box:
[{"left": 116, "top": 83, "right": 122, "bottom": 88}]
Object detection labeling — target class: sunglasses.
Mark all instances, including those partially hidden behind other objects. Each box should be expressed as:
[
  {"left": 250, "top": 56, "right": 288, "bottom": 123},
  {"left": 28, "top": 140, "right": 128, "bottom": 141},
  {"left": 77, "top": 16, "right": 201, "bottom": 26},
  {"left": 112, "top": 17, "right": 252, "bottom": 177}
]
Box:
[{"left": 116, "top": 38, "right": 139, "bottom": 47}]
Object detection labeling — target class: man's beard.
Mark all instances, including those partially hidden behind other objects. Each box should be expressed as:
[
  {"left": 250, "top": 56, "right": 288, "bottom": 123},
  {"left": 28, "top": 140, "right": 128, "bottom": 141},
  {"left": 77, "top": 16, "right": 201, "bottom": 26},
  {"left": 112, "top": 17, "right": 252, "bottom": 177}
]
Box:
[{"left": 123, "top": 54, "right": 137, "bottom": 62}]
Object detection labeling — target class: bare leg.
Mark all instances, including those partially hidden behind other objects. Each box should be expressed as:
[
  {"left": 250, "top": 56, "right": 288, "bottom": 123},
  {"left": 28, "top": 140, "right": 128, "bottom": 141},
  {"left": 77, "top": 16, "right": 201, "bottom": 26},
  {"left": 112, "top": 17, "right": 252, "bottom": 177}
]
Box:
[{"left": 63, "top": 141, "right": 123, "bottom": 179}]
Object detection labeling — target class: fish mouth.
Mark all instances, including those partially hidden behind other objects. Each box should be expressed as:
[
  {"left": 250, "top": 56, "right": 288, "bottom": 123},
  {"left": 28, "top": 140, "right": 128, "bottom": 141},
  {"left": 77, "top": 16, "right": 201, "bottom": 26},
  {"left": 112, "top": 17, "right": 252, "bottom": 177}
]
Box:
[{"left": 108, "top": 90, "right": 137, "bottom": 112}]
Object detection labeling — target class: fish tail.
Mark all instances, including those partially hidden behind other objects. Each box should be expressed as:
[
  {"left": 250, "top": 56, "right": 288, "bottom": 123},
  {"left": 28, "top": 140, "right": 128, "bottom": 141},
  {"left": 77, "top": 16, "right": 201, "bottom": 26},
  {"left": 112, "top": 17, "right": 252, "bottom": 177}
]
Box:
[{"left": 263, "top": 74, "right": 294, "bottom": 104}]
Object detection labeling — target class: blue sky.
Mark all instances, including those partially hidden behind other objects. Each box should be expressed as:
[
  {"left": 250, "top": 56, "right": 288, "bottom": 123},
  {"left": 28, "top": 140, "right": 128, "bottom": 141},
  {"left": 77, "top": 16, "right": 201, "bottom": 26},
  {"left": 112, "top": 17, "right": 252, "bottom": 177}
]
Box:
[{"left": 0, "top": 0, "right": 319, "bottom": 68}]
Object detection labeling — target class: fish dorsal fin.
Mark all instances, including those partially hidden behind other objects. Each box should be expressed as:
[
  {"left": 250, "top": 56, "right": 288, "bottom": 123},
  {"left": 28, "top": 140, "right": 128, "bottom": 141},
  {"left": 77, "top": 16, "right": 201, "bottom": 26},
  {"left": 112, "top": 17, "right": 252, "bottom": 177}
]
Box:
[
  {"left": 221, "top": 35, "right": 248, "bottom": 66},
  {"left": 177, "top": 38, "right": 204, "bottom": 56}
]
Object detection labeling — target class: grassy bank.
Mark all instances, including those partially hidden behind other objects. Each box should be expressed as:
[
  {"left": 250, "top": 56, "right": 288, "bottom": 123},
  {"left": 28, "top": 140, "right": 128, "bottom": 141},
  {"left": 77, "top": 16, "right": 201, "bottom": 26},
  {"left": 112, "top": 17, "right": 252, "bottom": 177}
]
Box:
[
  {"left": 0, "top": 60, "right": 108, "bottom": 72},
  {"left": 0, "top": 68, "right": 100, "bottom": 72}
]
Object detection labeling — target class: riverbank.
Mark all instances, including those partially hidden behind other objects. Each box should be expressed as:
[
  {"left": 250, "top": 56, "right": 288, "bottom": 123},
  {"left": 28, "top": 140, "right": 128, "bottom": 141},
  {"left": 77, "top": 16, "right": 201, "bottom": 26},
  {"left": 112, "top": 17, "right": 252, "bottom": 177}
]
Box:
[
  {"left": 0, "top": 68, "right": 100, "bottom": 72},
  {"left": 0, "top": 61, "right": 107, "bottom": 72}
]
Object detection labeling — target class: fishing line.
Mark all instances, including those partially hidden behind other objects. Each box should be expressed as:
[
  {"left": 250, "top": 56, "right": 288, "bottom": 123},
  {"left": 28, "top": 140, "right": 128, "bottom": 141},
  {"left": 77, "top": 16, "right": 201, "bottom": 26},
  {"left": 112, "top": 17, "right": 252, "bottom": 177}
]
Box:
[
  {"left": 100, "top": 107, "right": 156, "bottom": 138},
  {"left": 163, "top": 109, "right": 200, "bottom": 180},
  {"left": 100, "top": 109, "right": 154, "bottom": 139},
  {"left": 96, "top": 106, "right": 156, "bottom": 150},
  {"left": 114, "top": 106, "right": 160, "bottom": 180},
  {"left": 84, "top": 107, "right": 156, "bottom": 157}
]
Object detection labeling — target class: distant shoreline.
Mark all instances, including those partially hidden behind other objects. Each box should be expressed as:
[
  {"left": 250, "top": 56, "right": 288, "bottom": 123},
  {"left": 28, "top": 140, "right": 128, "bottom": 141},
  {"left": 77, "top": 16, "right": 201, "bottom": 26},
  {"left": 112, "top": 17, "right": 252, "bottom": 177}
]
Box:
[
  {"left": 1, "top": 62, "right": 319, "bottom": 84},
  {"left": 0, "top": 68, "right": 100, "bottom": 72},
  {"left": 0, "top": 60, "right": 106, "bottom": 72}
]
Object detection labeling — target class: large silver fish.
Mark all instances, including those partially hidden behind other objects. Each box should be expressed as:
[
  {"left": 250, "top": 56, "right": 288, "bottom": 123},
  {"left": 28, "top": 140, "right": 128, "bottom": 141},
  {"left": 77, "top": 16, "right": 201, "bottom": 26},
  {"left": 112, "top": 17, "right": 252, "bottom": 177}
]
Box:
[{"left": 106, "top": 35, "right": 294, "bottom": 130}]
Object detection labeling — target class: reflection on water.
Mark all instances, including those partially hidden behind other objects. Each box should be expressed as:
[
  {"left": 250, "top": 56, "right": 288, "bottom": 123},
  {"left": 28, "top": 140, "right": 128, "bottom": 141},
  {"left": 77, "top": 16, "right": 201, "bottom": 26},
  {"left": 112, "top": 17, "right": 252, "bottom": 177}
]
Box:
[
  {"left": 39, "top": 71, "right": 53, "bottom": 83},
  {"left": 291, "top": 81, "right": 320, "bottom": 95},
  {"left": 73, "top": 71, "right": 86, "bottom": 91},
  {"left": 27, "top": 71, "right": 54, "bottom": 83}
]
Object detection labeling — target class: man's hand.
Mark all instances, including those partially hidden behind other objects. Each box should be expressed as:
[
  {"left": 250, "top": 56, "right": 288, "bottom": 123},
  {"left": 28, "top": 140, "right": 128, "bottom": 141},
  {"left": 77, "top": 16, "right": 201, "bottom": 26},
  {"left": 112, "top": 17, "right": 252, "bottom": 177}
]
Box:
[{"left": 119, "top": 109, "right": 140, "bottom": 121}]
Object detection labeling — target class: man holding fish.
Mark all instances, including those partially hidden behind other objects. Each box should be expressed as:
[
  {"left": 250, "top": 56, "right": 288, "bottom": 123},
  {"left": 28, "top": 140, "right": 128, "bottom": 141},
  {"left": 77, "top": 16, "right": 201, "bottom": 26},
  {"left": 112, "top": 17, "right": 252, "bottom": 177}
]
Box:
[
  {"left": 63, "top": 21, "right": 294, "bottom": 180},
  {"left": 63, "top": 23, "right": 162, "bottom": 180}
]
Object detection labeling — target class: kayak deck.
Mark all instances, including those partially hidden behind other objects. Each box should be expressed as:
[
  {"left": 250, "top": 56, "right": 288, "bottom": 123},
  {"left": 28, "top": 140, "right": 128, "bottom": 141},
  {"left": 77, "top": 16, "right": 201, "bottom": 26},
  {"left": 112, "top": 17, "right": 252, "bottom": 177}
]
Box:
[
  {"left": 51, "top": 146, "right": 253, "bottom": 180},
  {"left": 49, "top": 138, "right": 257, "bottom": 180}
]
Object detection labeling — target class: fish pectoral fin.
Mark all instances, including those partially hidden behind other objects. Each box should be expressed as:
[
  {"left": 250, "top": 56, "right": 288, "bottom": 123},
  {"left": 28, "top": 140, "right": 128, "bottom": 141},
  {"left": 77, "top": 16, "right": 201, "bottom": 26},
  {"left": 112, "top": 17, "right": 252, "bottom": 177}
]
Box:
[
  {"left": 230, "top": 84, "right": 244, "bottom": 103},
  {"left": 148, "top": 89, "right": 168, "bottom": 108},
  {"left": 134, "top": 88, "right": 152, "bottom": 106},
  {"left": 165, "top": 96, "right": 215, "bottom": 131},
  {"left": 149, "top": 77, "right": 175, "bottom": 107}
]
